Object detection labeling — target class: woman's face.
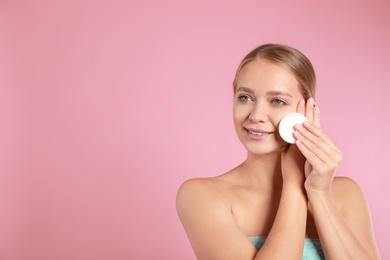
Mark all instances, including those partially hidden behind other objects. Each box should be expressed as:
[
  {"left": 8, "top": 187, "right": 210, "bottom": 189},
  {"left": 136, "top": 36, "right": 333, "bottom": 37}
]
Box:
[{"left": 233, "top": 59, "right": 304, "bottom": 155}]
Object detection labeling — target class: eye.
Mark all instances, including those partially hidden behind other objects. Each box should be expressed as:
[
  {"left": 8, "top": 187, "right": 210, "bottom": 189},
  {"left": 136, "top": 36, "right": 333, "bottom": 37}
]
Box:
[
  {"left": 238, "top": 95, "right": 253, "bottom": 102},
  {"left": 272, "top": 98, "right": 286, "bottom": 106}
]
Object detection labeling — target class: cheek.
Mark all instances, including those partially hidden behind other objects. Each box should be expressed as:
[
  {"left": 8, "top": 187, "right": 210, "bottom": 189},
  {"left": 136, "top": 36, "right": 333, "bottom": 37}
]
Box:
[
  {"left": 270, "top": 107, "right": 298, "bottom": 130},
  {"left": 269, "top": 110, "right": 288, "bottom": 126},
  {"left": 233, "top": 104, "right": 249, "bottom": 122}
]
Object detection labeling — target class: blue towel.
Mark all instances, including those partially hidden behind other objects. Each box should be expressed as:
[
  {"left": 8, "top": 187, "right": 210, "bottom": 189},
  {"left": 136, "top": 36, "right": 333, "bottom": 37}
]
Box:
[{"left": 249, "top": 236, "right": 325, "bottom": 259}]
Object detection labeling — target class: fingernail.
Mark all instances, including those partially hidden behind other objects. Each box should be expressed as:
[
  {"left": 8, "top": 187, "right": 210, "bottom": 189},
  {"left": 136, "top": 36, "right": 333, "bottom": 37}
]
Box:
[
  {"left": 315, "top": 106, "right": 320, "bottom": 113},
  {"left": 299, "top": 99, "right": 305, "bottom": 106},
  {"left": 295, "top": 124, "right": 303, "bottom": 130},
  {"left": 294, "top": 130, "right": 301, "bottom": 137},
  {"left": 303, "top": 121, "right": 311, "bottom": 126},
  {"left": 308, "top": 98, "right": 314, "bottom": 105}
]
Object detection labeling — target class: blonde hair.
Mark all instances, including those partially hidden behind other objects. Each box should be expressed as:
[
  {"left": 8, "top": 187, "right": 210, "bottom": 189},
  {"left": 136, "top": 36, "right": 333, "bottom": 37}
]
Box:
[{"left": 233, "top": 44, "right": 316, "bottom": 99}]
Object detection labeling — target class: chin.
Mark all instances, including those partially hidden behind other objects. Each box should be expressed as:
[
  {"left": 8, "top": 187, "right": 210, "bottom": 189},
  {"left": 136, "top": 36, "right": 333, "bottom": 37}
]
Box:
[
  {"left": 239, "top": 135, "right": 286, "bottom": 155},
  {"left": 245, "top": 143, "right": 286, "bottom": 156}
]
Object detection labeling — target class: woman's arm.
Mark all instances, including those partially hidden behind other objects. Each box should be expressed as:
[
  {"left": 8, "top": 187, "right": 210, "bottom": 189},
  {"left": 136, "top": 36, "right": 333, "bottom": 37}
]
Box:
[
  {"left": 259, "top": 139, "right": 308, "bottom": 260},
  {"left": 257, "top": 171, "right": 308, "bottom": 260},
  {"left": 176, "top": 100, "right": 310, "bottom": 260},
  {"left": 176, "top": 175, "right": 308, "bottom": 260},
  {"left": 176, "top": 179, "right": 258, "bottom": 260},
  {"left": 294, "top": 99, "right": 381, "bottom": 259},
  {"left": 307, "top": 177, "right": 381, "bottom": 259}
]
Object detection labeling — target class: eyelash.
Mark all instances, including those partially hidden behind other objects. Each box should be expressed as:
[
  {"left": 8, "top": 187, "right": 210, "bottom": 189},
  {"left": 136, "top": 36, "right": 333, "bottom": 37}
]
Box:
[
  {"left": 238, "top": 95, "right": 253, "bottom": 102},
  {"left": 272, "top": 98, "right": 287, "bottom": 106},
  {"left": 238, "top": 95, "right": 287, "bottom": 106}
]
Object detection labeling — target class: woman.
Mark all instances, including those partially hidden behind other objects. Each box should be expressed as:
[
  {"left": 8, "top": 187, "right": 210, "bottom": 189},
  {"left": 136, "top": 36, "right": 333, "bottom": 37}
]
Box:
[{"left": 176, "top": 44, "right": 380, "bottom": 259}]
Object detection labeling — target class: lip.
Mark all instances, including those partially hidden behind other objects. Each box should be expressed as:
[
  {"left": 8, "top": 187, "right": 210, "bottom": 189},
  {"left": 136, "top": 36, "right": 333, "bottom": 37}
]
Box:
[
  {"left": 244, "top": 127, "right": 273, "bottom": 140},
  {"left": 245, "top": 127, "right": 272, "bottom": 134}
]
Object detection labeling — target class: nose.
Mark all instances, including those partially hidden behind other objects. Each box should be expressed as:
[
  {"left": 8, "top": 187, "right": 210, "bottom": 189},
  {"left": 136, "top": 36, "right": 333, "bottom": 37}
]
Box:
[{"left": 249, "top": 101, "right": 269, "bottom": 123}]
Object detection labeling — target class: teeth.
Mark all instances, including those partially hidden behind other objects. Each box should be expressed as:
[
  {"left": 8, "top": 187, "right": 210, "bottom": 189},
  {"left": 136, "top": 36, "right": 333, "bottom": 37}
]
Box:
[{"left": 249, "top": 130, "right": 266, "bottom": 136}]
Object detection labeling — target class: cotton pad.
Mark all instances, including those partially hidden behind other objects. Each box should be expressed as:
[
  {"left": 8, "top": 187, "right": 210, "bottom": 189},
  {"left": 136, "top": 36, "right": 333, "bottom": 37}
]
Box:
[{"left": 279, "top": 112, "right": 308, "bottom": 144}]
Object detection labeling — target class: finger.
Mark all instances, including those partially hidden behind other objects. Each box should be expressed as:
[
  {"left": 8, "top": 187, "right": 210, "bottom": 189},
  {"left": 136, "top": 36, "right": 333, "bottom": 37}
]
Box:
[
  {"left": 295, "top": 137, "right": 325, "bottom": 168},
  {"left": 313, "top": 104, "right": 321, "bottom": 128},
  {"left": 301, "top": 122, "right": 341, "bottom": 154},
  {"left": 305, "top": 98, "right": 315, "bottom": 123},
  {"left": 295, "top": 133, "right": 342, "bottom": 176},
  {"left": 296, "top": 99, "right": 305, "bottom": 115},
  {"left": 295, "top": 123, "right": 343, "bottom": 168},
  {"left": 294, "top": 126, "right": 330, "bottom": 164}
]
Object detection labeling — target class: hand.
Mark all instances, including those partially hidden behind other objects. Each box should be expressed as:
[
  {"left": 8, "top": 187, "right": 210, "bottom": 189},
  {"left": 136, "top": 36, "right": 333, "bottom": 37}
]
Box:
[
  {"left": 293, "top": 98, "right": 343, "bottom": 193},
  {"left": 280, "top": 99, "right": 307, "bottom": 188},
  {"left": 281, "top": 144, "right": 306, "bottom": 187}
]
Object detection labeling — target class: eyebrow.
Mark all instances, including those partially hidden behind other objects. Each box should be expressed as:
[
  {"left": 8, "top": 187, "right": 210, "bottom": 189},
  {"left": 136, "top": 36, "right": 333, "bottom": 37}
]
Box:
[
  {"left": 236, "top": 87, "right": 293, "bottom": 98},
  {"left": 236, "top": 87, "right": 254, "bottom": 94},
  {"left": 267, "top": 90, "right": 293, "bottom": 98}
]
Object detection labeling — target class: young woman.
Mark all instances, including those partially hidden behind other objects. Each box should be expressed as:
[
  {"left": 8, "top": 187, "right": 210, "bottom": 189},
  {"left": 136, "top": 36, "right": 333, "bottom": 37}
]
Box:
[{"left": 176, "top": 44, "right": 380, "bottom": 260}]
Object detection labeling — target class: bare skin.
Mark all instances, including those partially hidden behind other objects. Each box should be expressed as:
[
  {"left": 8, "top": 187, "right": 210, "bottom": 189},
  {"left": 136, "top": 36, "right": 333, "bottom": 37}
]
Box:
[{"left": 176, "top": 59, "right": 380, "bottom": 259}]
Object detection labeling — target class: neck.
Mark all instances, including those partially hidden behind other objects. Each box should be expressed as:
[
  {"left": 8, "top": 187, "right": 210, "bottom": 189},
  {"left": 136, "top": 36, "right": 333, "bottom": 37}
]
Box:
[{"left": 239, "top": 151, "right": 283, "bottom": 190}]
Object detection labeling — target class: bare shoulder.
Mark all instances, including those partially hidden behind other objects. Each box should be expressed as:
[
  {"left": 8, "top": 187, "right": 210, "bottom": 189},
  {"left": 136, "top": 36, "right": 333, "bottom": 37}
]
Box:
[
  {"left": 332, "top": 176, "right": 363, "bottom": 195},
  {"left": 332, "top": 176, "right": 368, "bottom": 214},
  {"left": 177, "top": 177, "right": 219, "bottom": 194},
  {"left": 332, "top": 177, "right": 380, "bottom": 258},
  {"left": 176, "top": 176, "right": 231, "bottom": 214},
  {"left": 176, "top": 174, "right": 258, "bottom": 259},
  {"left": 176, "top": 178, "right": 213, "bottom": 206}
]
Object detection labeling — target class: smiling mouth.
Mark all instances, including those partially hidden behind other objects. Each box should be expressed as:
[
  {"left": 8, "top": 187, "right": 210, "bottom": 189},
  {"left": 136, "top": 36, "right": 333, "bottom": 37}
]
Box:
[
  {"left": 245, "top": 128, "right": 273, "bottom": 136},
  {"left": 248, "top": 130, "right": 268, "bottom": 136}
]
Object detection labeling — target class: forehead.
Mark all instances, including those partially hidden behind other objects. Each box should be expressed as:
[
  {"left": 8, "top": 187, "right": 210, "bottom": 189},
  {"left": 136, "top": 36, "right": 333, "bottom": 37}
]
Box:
[{"left": 237, "top": 59, "right": 301, "bottom": 96}]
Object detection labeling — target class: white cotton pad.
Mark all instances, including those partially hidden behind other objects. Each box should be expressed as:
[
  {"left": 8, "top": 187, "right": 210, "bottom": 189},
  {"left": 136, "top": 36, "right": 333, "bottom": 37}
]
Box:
[{"left": 279, "top": 112, "right": 308, "bottom": 144}]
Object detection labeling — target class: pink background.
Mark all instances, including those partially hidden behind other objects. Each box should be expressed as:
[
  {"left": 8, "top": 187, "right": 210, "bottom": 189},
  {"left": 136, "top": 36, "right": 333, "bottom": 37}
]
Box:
[{"left": 1, "top": 0, "right": 389, "bottom": 259}]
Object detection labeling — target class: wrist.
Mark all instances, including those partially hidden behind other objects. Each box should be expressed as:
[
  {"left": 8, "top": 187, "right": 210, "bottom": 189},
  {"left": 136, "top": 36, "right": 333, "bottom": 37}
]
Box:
[
  {"left": 283, "top": 178, "right": 306, "bottom": 191},
  {"left": 306, "top": 188, "right": 335, "bottom": 206},
  {"left": 282, "top": 184, "right": 308, "bottom": 203}
]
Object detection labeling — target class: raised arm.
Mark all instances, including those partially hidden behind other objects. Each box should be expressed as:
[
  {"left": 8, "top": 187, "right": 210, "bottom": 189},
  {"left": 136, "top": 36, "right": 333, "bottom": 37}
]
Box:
[
  {"left": 176, "top": 100, "right": 310, "bottom": 260},
  {"left": 307, "top": 177, "right": 380, "bottom": 259},
  {"left": 176, "top": 170, "right": 308, "bottom": 260},
  {"left": 259, "top": 143, "right": 308, "bottom": 259},
  {"left": 294, "top": 98, "right": 381, "bottom": 259}
]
